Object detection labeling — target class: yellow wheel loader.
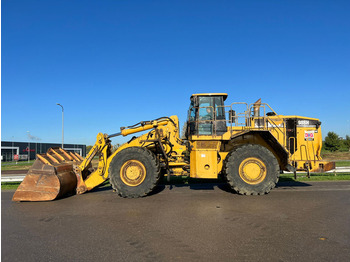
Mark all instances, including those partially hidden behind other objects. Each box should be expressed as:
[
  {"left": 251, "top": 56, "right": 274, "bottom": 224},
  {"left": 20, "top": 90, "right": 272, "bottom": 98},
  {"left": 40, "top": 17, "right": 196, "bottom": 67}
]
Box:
[{"left": 12, "top": 93, "right": 335, "bottom": 201}]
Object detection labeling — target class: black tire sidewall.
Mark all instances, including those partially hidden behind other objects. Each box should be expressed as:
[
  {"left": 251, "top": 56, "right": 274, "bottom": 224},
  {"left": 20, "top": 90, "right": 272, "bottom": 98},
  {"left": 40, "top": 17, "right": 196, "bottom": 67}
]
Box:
[
  {"left": 109, "top": 147, "right": 160, "bottom": 198},
  {"left": 226, "top": 144, "right": 279, "bottom": 195}
]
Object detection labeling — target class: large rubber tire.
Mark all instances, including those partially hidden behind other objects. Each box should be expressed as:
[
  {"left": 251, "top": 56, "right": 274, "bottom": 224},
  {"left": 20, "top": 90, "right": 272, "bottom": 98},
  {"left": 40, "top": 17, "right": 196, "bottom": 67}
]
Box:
[
  {"left": 109, "top": 147, "right": 160, "bottom": 198},
  {"left": 225, "top": 144, "right": 279, "bottom": 195}
]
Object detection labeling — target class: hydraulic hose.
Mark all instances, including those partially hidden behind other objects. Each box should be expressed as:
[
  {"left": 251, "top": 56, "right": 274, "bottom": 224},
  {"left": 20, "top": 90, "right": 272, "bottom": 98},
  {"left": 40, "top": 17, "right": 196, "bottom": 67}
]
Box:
[{"left": 107, "top": 117, "right": 176, "bottom": 139}]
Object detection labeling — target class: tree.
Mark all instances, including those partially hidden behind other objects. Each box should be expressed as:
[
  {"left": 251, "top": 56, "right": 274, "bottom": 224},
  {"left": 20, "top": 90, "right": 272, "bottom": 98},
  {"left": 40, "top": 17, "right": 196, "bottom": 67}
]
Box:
[
  {"left": 344, "top": 135, "right": 350, "bottom": 151},
  {"left": 324, "top": 132, "right": 341, "bottom": 152},
  {"left": 86, "top": 145, "right": 93, "bottom": 154},
  {"left": 181, "top": 121, "right": 188, "bottom": 140},
  {"left": 112, "top": 143, "right": 121, "bottom": 152}
]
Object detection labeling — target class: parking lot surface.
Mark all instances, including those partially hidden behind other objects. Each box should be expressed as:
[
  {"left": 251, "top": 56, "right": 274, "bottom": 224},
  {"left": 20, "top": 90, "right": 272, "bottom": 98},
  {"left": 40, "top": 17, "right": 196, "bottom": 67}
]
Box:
[{"left": 2, "top": 181, "right": 350, "bottom": 261}]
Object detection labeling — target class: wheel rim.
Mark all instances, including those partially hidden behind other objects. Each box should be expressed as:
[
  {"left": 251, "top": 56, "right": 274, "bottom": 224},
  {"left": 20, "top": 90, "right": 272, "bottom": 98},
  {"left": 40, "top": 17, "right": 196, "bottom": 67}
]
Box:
[
  {"left": 239, "top": 157, "right": 267, "bottom": 185},
  {"left": 120, "top": 160, "right": 146, "bottom": 186}
]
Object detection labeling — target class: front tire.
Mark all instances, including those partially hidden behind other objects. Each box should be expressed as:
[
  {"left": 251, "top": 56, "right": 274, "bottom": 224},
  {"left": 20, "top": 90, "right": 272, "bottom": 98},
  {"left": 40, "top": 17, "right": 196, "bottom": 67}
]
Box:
[
  {"left": 109, "top": 147, "right": 160, "bottom": 198},
  {"left": 225, "top": 144, "right": 279, "bottom": 195}
]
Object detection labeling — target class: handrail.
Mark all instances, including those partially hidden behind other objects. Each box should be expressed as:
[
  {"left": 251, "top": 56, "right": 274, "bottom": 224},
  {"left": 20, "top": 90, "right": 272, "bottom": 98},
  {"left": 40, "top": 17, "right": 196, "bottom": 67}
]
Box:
[
  {"left": 300, "top": 144, "right": 310, "bottom": 164},
  {"left": 188, "top": 102, "right": 287, "bottom": 143},
  {"left": 288, "top": 137, "right": 296, "bottom": 158},
  {"left": 246, "top": 102, "right": 286, "bottom": 146},
  {"left": 312, "top": 140, "right": 316, "bottom": 165},
  {"left": 265, "top": 116, "right": 285, "bottom": 146}
]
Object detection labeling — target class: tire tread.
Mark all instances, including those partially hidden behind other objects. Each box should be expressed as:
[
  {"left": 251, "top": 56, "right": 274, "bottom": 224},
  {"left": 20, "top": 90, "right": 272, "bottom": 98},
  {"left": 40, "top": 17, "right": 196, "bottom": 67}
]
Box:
[
  {"left": 224, "top": 144, "right": 279, "bottom": 195},
  {"left": 109, "top": 147, "right": 160, "bottom": 198}
]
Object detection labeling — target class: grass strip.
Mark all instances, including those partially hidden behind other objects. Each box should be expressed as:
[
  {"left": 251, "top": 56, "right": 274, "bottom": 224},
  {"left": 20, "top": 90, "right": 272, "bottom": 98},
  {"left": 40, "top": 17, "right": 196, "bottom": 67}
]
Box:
[
  {"left": 1, "top": 182, "right": 21, "bottom": 190},
  {"left": 336, "top": 161, "right": 350, "bottom": 167},
  {"left": 280, "top": 173, "right": 350, "bottom": 182},
  {"left": 1, "top": 161, "right": 34, "bottom": 171}
]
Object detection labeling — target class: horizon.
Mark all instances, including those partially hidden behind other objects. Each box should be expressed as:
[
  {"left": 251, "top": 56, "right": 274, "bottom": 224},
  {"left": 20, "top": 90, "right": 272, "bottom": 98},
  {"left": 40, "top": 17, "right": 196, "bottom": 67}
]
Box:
[{"left": 2, "top": 0, "right": 350, "bottom": 145}]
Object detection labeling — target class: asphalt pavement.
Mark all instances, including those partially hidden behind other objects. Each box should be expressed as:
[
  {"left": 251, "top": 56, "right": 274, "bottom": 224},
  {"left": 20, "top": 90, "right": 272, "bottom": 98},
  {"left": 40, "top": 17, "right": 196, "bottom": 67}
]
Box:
[{"left": 2, "top": 181, "right": 350, "bottom": 262}]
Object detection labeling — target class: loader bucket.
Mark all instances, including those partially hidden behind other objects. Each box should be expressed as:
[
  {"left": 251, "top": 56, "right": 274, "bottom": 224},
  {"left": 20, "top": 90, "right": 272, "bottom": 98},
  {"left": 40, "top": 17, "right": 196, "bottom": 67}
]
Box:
[{"left": 12, "top": 148, "right": 83, "bottom": 202}]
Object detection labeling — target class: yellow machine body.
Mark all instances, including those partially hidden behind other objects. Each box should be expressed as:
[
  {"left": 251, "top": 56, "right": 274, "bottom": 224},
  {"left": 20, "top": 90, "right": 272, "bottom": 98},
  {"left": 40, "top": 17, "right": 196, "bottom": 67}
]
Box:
[{"left": 13, "top": 93, "right": 334, "bottom": 201}]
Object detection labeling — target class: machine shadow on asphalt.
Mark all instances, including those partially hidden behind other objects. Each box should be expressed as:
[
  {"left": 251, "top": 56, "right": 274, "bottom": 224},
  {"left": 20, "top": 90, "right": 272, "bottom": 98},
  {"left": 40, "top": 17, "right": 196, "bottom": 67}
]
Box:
[
  {"left": 87, "top": 179, "right": 237, "bottom": 197},
  {"left": 87, "top": 179, "right": 311, "bottom": 198},
  {"left": 85, "top": 178, "right": 314, "bottom": 199},
  {"left": 276, "top": 180, "right": 312, "bottom": 188}
]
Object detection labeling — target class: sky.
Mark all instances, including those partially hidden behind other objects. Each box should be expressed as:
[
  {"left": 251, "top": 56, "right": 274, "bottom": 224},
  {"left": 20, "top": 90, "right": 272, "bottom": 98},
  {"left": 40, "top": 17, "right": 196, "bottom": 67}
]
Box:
[{"left": 2, "top": 0, "right": 350, "bottom": 146}]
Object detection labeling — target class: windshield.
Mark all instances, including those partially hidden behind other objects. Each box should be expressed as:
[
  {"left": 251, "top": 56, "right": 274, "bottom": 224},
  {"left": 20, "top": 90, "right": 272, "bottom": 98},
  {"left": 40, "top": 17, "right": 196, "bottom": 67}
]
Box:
[{"left": 187, "top": 95, "right": 227, "bottom": 136}]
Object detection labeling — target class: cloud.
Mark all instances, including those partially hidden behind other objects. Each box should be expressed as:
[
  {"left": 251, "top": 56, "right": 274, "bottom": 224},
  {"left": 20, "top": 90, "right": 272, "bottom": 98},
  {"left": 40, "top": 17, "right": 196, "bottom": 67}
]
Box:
[{"left": 27, "top": 133, "right": 42, "bottom": 141}]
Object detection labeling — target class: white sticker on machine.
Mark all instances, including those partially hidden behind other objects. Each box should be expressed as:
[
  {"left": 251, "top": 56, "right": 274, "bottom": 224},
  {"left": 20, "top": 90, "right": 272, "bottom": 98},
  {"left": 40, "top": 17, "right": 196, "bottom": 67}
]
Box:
[{"left": 304, "top": 130, "right": 315, "bottom": 141}]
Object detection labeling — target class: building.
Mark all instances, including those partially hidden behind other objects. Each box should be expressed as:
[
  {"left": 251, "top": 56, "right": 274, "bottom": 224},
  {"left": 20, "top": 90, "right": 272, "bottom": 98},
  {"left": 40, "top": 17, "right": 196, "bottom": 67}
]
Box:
[{"left": 1, "top": 141, "right": 86, "bottom": 162}]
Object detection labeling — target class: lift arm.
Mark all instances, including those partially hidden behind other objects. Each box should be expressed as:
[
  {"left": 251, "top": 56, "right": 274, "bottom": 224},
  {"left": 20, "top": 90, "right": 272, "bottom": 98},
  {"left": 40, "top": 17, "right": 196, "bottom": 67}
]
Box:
[
  {"left": 74, "top": 133, "right": 111, "bottom": 194},
  {"left": 75, "top": 118, "right": 176, "bottom": 194},
  {"left": 108, "top": 117, "right": 173, "bottom": 138}
]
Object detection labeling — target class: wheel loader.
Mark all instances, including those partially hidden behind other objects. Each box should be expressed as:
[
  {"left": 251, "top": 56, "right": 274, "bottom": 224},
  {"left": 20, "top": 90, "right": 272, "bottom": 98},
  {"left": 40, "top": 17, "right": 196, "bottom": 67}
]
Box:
[{"left": 12, "top": 93, "right": 335, "bottom": 201}]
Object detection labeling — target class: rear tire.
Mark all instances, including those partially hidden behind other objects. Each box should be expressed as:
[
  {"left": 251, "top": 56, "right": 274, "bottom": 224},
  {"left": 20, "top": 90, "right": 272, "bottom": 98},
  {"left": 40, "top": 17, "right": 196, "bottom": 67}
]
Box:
[
  {"left": 225, "top": 144, "right": 279, "bottom": 195},
  {"left": 109, "top": 147, "right": 160, "bottom": 198}
]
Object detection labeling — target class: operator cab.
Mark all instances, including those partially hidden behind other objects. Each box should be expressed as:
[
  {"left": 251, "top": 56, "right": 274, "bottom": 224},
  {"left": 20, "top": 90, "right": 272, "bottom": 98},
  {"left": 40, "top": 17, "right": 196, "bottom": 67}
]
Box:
[{"left": 186, "top": 93, "right": 227, "bottom": 137}]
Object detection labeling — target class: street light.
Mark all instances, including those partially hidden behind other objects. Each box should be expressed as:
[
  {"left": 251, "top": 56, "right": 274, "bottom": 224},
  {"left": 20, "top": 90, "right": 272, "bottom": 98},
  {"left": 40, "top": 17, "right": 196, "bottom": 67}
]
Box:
[
  {"left": 27, "top": 131, "right": 30, "bottom": 162},
  {"left": 56, "top": 103, "right": 64, "bottom": 149},
  {"left": 12, "top": 136, "right": 14, "bottom": 162}
]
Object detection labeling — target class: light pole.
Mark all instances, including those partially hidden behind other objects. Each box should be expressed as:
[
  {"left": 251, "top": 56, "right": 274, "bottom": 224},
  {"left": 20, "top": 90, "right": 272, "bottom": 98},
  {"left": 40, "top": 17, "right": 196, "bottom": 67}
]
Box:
[
  {"left": 12, "top": 136, "right": 14, "bottom": 162},
  {"left": 56, "top": 103, "right": 64, "bottom": 149},
  {"left": 27, "top": 131, "right": 30, "bottom": 162}
]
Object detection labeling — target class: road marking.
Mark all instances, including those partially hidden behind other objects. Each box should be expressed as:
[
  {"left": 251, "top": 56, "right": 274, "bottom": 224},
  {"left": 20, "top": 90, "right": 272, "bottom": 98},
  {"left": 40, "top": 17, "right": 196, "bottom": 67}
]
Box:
[
  {"left": 284, "top": 167, "right": 350, "bottom": 174},
  {"left": 275, "top": 185, "right": 350, "bottom": 192},
  {"left": 1, "top": 175, "right": 26, "bottom": 182},
  {"left": 1, "top": 177, "right": 26, "bottom": 182}
]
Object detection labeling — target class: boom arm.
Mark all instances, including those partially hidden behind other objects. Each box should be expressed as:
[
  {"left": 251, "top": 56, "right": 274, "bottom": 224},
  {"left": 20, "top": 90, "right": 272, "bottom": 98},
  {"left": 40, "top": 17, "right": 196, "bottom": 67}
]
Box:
[
  {"left": 74, "top": 117, "right": 177, "bottom": 194},
  {"left": 108, "top": 117, "right": 175, "bottom": 138},
  {"left": 75, "top": 133, "right": 111, "bottom": 194}
]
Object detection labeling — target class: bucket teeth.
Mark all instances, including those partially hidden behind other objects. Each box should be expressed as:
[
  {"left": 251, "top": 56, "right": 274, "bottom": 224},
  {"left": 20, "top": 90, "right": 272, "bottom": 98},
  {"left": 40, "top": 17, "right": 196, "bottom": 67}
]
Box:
[{"left": 34, "top": 147, "right": 82, "bottom": 166}]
